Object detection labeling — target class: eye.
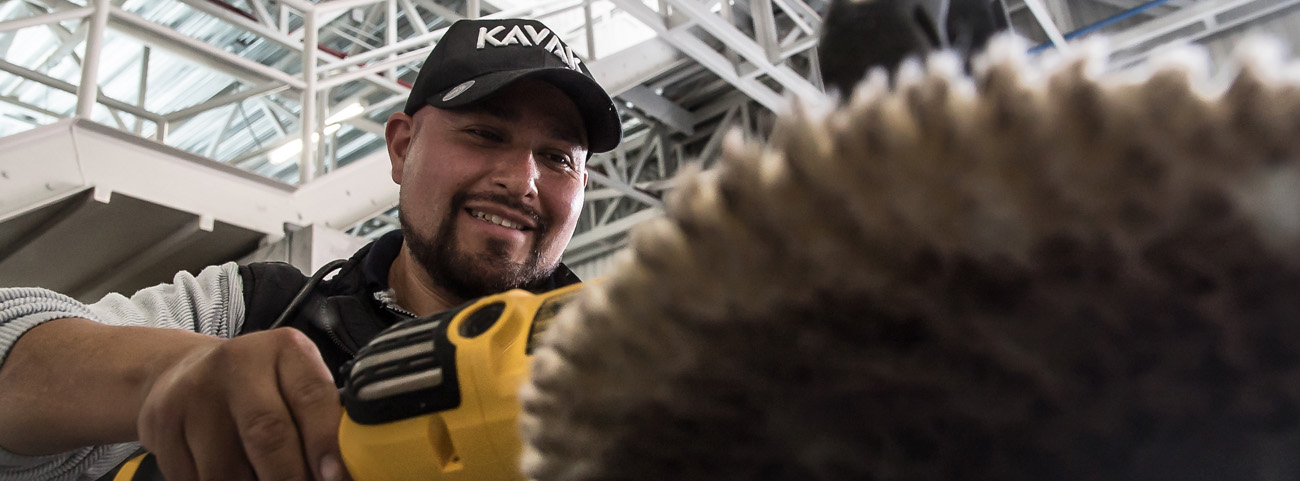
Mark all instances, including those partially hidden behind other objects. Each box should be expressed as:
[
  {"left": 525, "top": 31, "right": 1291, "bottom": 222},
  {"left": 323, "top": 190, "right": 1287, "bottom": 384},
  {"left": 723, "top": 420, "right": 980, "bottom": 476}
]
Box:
[
  {"left": 540, "top": 151, "right": 576, "bottom": 171},
  {"left": 465, "top": 128, "right": 503, "bottom": 142}
]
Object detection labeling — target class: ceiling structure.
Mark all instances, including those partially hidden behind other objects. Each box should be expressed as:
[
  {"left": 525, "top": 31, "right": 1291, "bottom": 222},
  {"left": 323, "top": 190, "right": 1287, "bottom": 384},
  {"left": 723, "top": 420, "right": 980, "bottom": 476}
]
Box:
[{"left": 0, "top": 0, "right": 1297, "bottom": 275}]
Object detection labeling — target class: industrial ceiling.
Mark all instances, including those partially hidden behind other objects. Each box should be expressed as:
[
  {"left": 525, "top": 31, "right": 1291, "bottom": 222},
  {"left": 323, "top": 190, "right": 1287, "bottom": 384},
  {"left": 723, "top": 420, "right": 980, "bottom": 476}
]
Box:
[{"left": 0, "top": 0, "right": 1297, "bottom": 289}]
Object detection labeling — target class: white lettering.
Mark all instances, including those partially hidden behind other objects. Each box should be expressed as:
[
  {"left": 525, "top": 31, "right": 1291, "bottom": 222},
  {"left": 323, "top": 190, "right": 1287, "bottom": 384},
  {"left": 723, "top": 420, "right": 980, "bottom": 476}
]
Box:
[
  {"left": 564, "top": 45, "right": 581, "bottom": 70},
  {"left": 502, "top": 25, "right": 530, "bottom": 46},
  {"left": 544, "top": 35, "right": 563, "bottom": 57},
  {"left": 475, "top": 23, "right": 582, "bottom": 71},
  {"left": 524, "top": 25, "right": 551, "bottom": 45},
  {"left": 546, "top": 36, "right": 572, "bottom": 68},
  {"left": 477, "top": 26, "right": 507, "bottom": 48}
]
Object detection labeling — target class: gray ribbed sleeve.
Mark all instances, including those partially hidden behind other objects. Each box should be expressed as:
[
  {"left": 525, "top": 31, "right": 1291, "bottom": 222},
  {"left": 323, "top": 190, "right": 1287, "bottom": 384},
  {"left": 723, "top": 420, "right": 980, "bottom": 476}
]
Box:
[{"left": 0, "top": 262, "right": 245, "bottom": 481}]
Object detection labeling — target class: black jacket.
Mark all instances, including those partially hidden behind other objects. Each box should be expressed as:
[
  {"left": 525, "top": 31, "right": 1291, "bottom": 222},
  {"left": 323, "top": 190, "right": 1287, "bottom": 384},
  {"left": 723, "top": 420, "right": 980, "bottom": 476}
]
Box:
[{"left": 236, "top": 230, "right": 581, "bottom": 384}]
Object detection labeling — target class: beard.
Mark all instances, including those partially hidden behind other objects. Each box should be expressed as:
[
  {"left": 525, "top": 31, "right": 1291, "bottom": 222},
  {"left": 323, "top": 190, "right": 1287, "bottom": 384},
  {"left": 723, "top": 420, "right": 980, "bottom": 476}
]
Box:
[{"left": 400, "top": 191, "right": 558, "bottom": 301}]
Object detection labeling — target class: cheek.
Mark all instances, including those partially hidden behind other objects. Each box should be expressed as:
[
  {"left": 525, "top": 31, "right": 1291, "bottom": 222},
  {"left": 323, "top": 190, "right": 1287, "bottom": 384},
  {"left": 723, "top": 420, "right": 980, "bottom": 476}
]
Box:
[
  {"left": 400, "top": 161, "right": 468, "bottom": 230},
  {"left": 545, "top": 183, "right": 585, "bottom": 232}
]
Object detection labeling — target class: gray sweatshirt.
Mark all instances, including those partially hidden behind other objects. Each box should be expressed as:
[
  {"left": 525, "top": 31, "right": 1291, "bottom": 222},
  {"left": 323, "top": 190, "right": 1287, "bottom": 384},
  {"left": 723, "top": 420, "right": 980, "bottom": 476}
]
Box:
[{"left": 0, "top": 263, "right": 245, "bottom": 481}]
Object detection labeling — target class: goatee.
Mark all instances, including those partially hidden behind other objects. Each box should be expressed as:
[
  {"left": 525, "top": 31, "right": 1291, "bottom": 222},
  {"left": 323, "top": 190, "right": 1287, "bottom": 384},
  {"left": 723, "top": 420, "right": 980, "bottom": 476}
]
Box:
[{"left": 401, "top": 191, "right": 557, "bottom": 301}]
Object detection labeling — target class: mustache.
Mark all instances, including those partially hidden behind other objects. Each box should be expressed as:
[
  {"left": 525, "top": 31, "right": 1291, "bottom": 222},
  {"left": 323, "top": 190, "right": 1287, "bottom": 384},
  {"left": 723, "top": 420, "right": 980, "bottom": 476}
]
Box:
[{"left": 453, "top": 191, "right": 548, "bottom": 232}]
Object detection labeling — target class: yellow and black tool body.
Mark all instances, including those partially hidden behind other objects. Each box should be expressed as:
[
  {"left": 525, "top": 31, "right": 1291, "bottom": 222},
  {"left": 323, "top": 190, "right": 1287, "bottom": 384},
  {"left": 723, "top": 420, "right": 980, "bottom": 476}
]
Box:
[
  {"left": 110, "top": 283, "right": 584, "bottom": 481},
  {"left": 339, "top": 282, "right": 583, "bottom": 481}
]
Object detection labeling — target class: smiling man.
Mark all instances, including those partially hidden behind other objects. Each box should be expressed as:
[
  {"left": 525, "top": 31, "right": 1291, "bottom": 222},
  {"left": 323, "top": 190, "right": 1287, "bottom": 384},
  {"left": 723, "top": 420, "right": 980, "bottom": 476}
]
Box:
[
  {"left": 382, "top": 17, "right": 619, "bottom": 316},
  {"left": 0, "top": 18, "right": 619, "bottom": 481}
]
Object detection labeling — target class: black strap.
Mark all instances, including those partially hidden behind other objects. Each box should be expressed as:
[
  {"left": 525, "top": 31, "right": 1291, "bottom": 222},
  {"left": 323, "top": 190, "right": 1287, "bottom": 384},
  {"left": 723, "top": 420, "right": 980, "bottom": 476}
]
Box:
[
  {"left": 270, "top": 259, "right": 347, "bottom": 330},
  {"left": 238, "top": 262, "right": 310, "bottom": 334}
]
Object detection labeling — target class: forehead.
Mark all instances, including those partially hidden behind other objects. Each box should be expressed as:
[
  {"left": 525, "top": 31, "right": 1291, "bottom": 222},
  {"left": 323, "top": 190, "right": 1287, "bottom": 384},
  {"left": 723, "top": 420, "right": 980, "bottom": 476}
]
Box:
[{"left": 450, "top": 80, "right": 589, "bottom": 148}]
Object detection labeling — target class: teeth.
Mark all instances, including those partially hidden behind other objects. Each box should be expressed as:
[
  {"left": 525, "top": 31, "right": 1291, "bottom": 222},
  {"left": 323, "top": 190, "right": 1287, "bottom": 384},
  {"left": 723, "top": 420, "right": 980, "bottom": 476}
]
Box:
[{"left": 472, "top": 210, "right": 523, "bottom": 230}]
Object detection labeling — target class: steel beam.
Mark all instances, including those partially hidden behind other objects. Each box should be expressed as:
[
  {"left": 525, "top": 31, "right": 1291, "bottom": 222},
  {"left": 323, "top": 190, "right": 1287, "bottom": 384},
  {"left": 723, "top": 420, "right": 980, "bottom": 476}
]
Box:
[
  {"left": 587, "top": 169, "right": 664, "bottom": 208},
  {"left": 0, "top": 94, "right": 64, "bottom": 119},
  {"left": 1041, "top": 0, "right": 1076, "bottom": 31},
  {"left": 696, "top": 104, "right": 737, "bottom": 164},
  {"left": 176, "top": 0, "right": 303, "bottom": 52},
  {"left": 301, "top": 10, "right": 319, "bottom": 183},
  {"left": 611, "top": 0, "right": 787, "bottom": 111},
  {"left": 488, "top": 0, "right": 586, "bottom": 20},
  {"left": 134, "top": 46, "right": 149, "bottom": 133},
  {"left": 248, "top": 0, "right": 275, "bottom": 26},
  {"left": 771, "top": 0, "right": 820, "bottom": 34},
  {"left": 0, "top": 6, "right": 93, "bottom": 34},
  {"left": 164, "top": 83, "right": 290, "bottom": 122},
  {"left": 563, "top": 237, "right": 627, "bottom": 264},
  {"left": 398, "top": 0, "right": 429, "bottom": 35},
  {"left": 660, "top": 0, "right": 821, "bottom": 99},
  {"left": 750, "top": 0, "right": 780, "bottom": 63},
  {"left": 586, "top": 179, "right": 676, "bottom": 201},
  {"left": 315, "top": 0, "right": 388, "bottom": 14},
  {"left": 1023, "top": 0, "right": 1071, "bottom": 50},
  {"left": 1114, "top": 0, "right": 1300, "bottom": 66},
  {"left": 75, "top": 0, "right": 109, "bottom": 118},
  {"left": 34, "top": 18, "right": 87, "bottom": 75},
  {"left": 587, "top": 37, "right": 687, "bottom": 96},
  {"left": 567, "top": 207, "right": 662, "bottom": 250},
  {"left": 1109, "top": 0, "right": 1283, "bottom": 53},
  {"left": 0, "top": 57, "right": 164, "bottom": 123},
  {"left": 617, "top": 85, "right": 695, "bottom": 135},
  {"left": 108, "top": 7, "right": 306, "bottom": 90},
  {"left": 317, "top": 46, "right": 431, "bottom": 89},
  {"left": 386, "top": 0, "right": 398, "bottom": 79}
]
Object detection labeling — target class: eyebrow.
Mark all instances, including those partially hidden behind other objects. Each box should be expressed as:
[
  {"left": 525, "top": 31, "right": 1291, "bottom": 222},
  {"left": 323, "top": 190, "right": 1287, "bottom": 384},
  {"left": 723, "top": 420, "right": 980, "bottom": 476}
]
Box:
[{"left": 472, "top": 100, "right": 588, "bottom": 151}]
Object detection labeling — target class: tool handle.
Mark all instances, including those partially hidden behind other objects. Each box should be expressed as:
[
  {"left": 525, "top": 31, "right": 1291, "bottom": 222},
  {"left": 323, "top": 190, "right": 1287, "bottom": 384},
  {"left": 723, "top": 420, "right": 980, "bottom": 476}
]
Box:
[{"left": 106, "top": 452, "right": 162, "bottom": 481}]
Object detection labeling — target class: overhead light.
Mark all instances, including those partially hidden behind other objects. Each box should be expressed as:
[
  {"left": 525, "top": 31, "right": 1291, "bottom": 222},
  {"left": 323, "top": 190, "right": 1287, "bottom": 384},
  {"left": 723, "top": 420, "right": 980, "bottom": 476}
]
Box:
[
  {"left": 269, "top": 141, "right": 302, "bottom": 165},
  {"left": 326, "top": 102, "right": 365, "bottom": 124},
  {"left": 268, "top": 129, "right": 339, "bottom": 165}
]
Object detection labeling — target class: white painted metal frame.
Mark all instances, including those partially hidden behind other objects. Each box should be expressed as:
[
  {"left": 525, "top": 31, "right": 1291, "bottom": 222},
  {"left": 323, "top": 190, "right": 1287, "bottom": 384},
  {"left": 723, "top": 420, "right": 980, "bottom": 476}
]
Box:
[
  {"left": 7, "top": 0, "right": 1294, "bottom": 266},
  {"left": 0, "top": 0, "right": 670, "bottom": 181},
  {"left": 1107, "top": 0, "right": 1300, "bottom": 66},
  {"left": 0, "top": 0, "right": 766, "bottom": 258},
  {"left": 608, "top": 0, "right": 824, "bottom": 112}
]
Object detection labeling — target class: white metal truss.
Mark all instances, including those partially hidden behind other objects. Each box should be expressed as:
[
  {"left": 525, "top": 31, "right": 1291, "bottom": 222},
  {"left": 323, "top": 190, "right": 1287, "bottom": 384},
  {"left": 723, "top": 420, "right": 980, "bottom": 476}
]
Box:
[
  {"left": 3, "top": 0, "right": 1300, "bottom": 271},
  {"left": 1107, "top": 0, "right": 1300, "bottom": 67},
  {"left": 0, "top": 0, "right": 814, "bottom": 262},
  {"left": 608, "top": 0, "right": 824, "bottom": 112}
]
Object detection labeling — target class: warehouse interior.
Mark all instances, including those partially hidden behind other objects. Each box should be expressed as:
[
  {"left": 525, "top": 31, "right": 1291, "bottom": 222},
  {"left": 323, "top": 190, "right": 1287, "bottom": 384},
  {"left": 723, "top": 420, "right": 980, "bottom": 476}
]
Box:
[{"left": 0, "top": 0, "right": 1296, "bottom": 301}]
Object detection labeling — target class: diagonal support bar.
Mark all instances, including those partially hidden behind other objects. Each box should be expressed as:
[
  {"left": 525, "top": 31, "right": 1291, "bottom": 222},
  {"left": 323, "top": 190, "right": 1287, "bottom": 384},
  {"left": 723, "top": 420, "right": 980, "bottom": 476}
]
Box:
[
  {"left": 0, "top": 6, "right": 93, "bottom": 34},
  {"left": 610, "top": 0, "right": 786, "bottom": 111},
  {"left": 660, "top": 0, "right": 822, "bottom": 99}
]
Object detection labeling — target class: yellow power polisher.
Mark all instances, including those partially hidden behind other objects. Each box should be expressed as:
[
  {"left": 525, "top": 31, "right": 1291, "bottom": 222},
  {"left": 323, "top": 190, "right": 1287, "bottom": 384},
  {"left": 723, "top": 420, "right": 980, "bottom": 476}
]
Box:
[{"left": 109, "top": 282, "right": 585, "bottom": 481}]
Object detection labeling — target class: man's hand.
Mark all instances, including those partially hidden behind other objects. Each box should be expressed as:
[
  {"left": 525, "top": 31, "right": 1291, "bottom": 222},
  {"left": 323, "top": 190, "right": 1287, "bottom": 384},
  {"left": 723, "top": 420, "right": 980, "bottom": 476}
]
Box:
[{"left": 137, "top": 328, "right": 346, "bottom": 481}]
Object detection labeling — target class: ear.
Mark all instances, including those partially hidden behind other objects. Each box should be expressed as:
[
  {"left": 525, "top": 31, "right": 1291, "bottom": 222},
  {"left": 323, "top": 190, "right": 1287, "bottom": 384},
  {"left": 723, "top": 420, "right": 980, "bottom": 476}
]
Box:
[{"left": 385, "top": 111, "right": 415, "bottom": 184}]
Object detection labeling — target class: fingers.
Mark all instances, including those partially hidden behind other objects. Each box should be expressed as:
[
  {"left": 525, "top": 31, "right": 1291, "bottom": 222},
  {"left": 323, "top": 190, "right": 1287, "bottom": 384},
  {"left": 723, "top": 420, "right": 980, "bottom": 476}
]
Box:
[
  {"left": 188, "top": 420, "right": 256, "bottom": 481},
  {"left": 138, "top": 329, "right": 343, "bottom": 481},
  {"left": 148, "top": 433, "right": 198, "bottom": 481},
  {"left": 230, "top": 329, "right": 335, "bottom": 481},
  {"left": 233, "top": 401, "right": 307, "bottom": 481},
  {"left": 276, "top": 331, "right": 346, "bottom": 481},
  {"left": 139, "top": 352, "right": 201, "bottom": 481}
]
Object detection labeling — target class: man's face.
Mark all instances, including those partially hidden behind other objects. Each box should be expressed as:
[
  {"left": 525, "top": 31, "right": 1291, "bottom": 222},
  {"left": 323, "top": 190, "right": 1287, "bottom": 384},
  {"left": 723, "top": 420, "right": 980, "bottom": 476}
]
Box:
[{"left": 387, "top": 78, "right": 590, "bottom": 300}]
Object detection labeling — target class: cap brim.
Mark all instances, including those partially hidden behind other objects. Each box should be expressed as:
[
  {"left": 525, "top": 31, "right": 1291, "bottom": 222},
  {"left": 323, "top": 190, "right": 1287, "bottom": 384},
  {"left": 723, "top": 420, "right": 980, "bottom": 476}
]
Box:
[{"left": 424, "top": 68, "right": 622, "bottom": 154}]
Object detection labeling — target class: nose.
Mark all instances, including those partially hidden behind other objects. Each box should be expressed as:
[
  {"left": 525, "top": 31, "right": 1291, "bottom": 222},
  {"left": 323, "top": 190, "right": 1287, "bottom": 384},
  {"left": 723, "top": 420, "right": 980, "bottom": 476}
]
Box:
[{"left": 489, "top": 149, "right": 541, "bottom": 199}]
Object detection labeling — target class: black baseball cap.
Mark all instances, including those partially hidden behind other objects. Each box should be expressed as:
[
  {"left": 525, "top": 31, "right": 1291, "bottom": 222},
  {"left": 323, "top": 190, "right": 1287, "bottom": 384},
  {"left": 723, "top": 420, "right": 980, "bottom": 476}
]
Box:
[{"left": 403, "top": 18, "right": 622, "bottom": 153}]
